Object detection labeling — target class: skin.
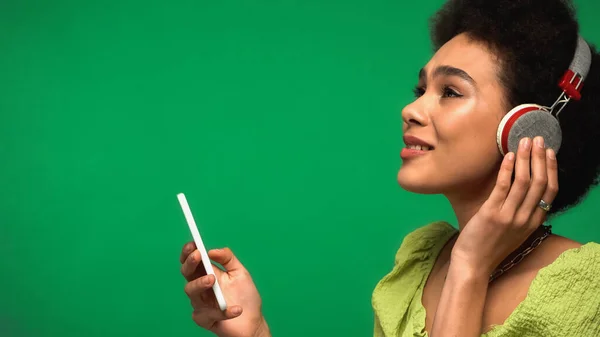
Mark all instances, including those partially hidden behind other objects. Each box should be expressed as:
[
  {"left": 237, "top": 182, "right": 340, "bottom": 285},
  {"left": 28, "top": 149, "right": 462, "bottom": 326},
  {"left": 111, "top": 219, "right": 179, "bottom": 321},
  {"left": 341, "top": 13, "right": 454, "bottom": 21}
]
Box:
[
  {"left": 179, "top": 32, "right": 583, "bottom": 336},
  {"left": 399, "top": 33, "right": 507, "bottom": 227},
  {"left": 179, "top": 246, "right": 269, "bottom": 337},
  {"left": 399, "top": 33, "right": 581, "bottom": 336}
]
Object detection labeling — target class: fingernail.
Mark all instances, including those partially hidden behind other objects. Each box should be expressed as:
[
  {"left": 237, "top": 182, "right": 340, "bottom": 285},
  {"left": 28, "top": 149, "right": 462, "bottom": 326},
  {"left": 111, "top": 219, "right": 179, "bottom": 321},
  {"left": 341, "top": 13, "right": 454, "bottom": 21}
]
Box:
[
  {"left": 232, "top": 307, "right": 242, "bottom": 315},
  {"left": 535, "top": 137, "right": 544, "bottom": 148},
  {"left": 506, "top": 152, "right": 515, "bottom": 161},
  {"left": 521, "top": 138, "right": 531, "bottom": 150},
  {"left": 203, "top": 276, "right": 212, "bottom": 285},
  {"left": 547, "top": 148, "right": 556, "bottom": 160}
]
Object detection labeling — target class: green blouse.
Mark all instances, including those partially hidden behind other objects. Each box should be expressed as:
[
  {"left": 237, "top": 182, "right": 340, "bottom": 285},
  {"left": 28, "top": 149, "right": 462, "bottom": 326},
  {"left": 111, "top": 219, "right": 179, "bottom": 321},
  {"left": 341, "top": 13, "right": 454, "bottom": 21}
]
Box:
[{"left": 372, "top": 221, "right": 600, "bottom": 337}]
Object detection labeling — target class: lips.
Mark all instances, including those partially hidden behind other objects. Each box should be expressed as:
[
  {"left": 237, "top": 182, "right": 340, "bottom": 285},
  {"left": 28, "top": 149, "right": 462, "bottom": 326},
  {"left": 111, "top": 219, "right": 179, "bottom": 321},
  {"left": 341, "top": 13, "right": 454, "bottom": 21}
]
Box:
[
  {"left": 400, "top": 135, "right": 434, "bottom": 160},
  {"left": 403, "top": 135, "right": 434, "bottom": 149}
]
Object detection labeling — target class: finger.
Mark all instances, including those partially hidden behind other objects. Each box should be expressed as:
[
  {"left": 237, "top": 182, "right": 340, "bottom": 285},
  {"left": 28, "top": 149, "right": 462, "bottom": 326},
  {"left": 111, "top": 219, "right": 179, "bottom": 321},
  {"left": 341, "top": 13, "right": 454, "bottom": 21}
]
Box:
[
  {"left": 185, "top": 274, "right": 216, "bottom": 300},
  {"left": 192, "top": 309, "right": 216, "bottom": 330},
  {"left": 192, "top": 305, "right": 243, "bottom": 329},
  {"left": 181, "top": 250, "right": 206, "bottom": 281},
  {"left": 192, "top": 310, "right": 216, "bottom": 330},
  {"left": 208, "top": 248, "right": 244, "bottom": 273},
  {"left": 180, "top": 241, "right": 197, "bottom": 264},
  {"left": 502, "top": 137, "right": 532, "bottom": 212},
  {"left": 518, "top": 137, "right": 549, "bottom": 221},
  {"left": 486, "top": 151, "right": 515, "bottom": 206},
  {"left": 531, "top": 148, "right": 559, "bottom": 222}
]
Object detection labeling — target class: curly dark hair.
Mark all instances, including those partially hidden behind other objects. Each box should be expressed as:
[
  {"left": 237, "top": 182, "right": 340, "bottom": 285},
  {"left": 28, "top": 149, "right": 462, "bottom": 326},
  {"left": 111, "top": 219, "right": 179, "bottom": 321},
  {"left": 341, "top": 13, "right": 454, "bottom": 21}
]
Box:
[{"left": 429, "top": 0, "right": 600, "bottom": 216}]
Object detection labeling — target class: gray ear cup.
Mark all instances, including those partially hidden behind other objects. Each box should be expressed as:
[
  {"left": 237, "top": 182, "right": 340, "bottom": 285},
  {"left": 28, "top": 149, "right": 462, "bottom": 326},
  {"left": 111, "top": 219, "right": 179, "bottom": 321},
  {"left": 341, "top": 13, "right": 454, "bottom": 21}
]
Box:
[{"left": 506, "top": 109, "right": 562, "bottom": 155}]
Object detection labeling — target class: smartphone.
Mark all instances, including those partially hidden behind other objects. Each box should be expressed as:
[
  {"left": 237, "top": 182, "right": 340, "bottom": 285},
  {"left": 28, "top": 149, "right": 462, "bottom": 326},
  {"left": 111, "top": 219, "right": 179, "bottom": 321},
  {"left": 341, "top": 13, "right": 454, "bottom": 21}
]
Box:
[{"left": 177, "top": 192, "right": 227, "bottom": 311}]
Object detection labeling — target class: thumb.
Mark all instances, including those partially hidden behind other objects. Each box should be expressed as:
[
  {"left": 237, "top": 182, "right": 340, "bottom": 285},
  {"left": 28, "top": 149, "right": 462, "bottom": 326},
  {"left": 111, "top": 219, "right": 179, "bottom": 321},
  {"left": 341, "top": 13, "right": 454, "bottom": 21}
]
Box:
[
  {"left": 208, "top": 248, "right": 244, "bottom": 272},
  {"left": 223, "top": 305, "right": 243, "bottom": 319}
]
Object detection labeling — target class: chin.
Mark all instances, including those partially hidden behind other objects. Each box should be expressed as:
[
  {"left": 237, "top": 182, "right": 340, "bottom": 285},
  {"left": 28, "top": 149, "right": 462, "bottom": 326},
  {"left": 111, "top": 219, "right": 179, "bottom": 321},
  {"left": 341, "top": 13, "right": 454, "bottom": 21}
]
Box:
[{"left": 396, "top": 168, "right": 443, "bottom": 194}]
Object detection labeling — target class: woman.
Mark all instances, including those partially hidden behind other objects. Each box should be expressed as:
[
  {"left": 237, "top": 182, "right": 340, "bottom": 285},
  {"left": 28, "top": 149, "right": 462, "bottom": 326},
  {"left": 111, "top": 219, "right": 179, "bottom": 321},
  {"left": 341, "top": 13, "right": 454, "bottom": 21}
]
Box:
[{"left": 179, "top": 0, "right": 600, "bottom": 336}]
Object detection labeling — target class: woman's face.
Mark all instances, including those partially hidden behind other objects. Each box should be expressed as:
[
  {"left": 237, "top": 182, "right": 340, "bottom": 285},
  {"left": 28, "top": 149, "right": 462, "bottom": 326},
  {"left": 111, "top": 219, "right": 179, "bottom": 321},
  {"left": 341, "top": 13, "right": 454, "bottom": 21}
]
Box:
[{"left": 397, "top": 33, "right": 508, "bottom": 195}]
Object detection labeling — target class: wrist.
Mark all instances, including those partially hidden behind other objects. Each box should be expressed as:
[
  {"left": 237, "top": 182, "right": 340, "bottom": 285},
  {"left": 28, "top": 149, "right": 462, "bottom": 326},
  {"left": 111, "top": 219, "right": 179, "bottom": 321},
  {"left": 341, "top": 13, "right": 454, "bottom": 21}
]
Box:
[
  {"left": 252, "top": 317, "right": 271, "bottom": 337},
  {"left": 448, "top": 257, "right": 491, "bottom": 283}
]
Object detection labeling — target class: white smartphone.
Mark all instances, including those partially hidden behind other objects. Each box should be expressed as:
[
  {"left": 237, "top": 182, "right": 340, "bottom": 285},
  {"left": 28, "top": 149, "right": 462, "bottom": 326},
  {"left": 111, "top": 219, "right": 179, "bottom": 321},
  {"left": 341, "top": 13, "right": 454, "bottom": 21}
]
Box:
[{"left": 177, "top": 192, "right": 227, "bottom": 311}]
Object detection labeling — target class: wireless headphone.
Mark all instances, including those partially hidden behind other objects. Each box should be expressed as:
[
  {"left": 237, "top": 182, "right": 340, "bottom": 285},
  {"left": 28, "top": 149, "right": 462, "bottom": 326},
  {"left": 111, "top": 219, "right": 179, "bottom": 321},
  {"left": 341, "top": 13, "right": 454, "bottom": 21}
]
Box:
[{"left": 496, "top": 35, "right": 593, "bottom": 156}]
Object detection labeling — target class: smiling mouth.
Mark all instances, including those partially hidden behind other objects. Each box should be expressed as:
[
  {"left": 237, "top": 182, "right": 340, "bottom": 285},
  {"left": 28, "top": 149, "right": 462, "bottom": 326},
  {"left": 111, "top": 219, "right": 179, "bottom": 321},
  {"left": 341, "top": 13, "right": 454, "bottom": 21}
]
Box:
[{"left": 405, "top": 144, "right": 433, "bottom": 151}]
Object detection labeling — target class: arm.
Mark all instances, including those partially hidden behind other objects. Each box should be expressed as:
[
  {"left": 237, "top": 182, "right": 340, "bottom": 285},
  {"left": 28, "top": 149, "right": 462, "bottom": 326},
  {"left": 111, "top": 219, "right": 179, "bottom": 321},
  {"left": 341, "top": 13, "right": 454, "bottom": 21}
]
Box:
[
  {"left": 429, "top": 138, "right": 558, "bottom": 336},
  {"left": 429, "top": 261, "right": 489, "bottom": 337}
]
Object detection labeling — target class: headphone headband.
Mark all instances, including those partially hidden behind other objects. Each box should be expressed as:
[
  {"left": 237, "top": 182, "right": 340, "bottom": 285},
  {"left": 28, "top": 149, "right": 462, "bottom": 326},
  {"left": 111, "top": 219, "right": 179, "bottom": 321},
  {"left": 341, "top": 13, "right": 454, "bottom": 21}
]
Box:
[
  {"left": 558, "top": 35, "right": 592, "bottom": 101},
  {"left": 571, "top": 36, "right": 592, "bottom": 79},
  {"left": 548, "top": 35, "right": 592, "bottom": 118}
]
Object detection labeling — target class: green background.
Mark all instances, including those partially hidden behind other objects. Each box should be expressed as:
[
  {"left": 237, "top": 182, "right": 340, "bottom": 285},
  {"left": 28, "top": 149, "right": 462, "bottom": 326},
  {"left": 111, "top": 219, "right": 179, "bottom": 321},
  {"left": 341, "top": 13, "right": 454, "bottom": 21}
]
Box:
[{"left": 1, "top": 0, "right": 599, "bottom": 336}]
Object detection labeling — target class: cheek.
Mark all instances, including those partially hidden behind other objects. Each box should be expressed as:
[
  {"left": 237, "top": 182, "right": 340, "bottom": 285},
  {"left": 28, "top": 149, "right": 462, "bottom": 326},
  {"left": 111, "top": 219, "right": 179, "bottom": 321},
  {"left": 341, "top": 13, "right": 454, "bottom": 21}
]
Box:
[
  {"left": 436, "top": 99, "right": 500, "bottom": 154},
  {"left": 436, "top": 111, "right": 500, "bottom": 172},
  {"left": 397, "top": 101, "right": 503, "bottom": 192},
  {"left": 441, "top": 120, "right": 497, "bottom": 154}
]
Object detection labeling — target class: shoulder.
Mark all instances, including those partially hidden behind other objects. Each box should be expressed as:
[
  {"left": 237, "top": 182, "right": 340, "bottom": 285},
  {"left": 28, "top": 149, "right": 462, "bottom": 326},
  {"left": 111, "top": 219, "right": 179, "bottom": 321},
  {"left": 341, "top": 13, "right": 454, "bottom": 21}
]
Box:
[
  {"left": 510, "top": 239, "right": 600, "bottom": 335},
  {"left": 403, "top": 221, "right": 457, "bottom": 241},
  {"left": 523, "top": 234, "right": 585, "bottom": 270},
  {"left": 372, "top": 221, "right": 458, "bottom": 336},
  {"left": 533, "top": 234, "right": 600, "bottom": 278},
  {"left": 536, "top": 239, "right": 600, "bottom": 284},
  {"left": 393, "top": 221, "right": 457, "bottom": 265}
]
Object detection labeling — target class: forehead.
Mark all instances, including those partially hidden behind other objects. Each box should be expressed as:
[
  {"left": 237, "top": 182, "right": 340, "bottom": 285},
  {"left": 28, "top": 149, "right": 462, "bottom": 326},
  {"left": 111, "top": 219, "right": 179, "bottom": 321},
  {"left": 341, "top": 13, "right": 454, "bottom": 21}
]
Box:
[{"left": 424, "top": 33, "right": 500, "bottom": 86}]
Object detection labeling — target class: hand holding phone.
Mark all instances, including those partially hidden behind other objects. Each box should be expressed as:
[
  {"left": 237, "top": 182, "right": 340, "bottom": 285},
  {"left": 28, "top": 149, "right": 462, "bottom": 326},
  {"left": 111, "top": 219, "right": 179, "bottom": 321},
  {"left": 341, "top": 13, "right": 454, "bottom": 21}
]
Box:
[
  {"left": 178, "top": 193, "right": 270, "bottom": 337},
  {"left": 177, "top": 192, "right": 227, "bottom": 311}
]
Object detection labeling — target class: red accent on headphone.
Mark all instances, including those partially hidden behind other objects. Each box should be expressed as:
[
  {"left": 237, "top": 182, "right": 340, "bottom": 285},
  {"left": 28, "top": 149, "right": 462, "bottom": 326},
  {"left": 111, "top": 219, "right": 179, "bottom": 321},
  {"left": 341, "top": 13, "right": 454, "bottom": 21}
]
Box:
[
  {"left": 501, "top": 106, "right": 541, "bottom": 154},
  {"left": 558, "top": 69, "right": 584, "bottom": 100}
]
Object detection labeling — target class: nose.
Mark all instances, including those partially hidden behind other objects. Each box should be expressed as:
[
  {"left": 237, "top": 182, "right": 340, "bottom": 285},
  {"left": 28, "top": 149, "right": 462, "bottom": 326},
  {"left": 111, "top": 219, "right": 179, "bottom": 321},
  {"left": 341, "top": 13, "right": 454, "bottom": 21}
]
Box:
[{"left": 402, "top": 99, "right": 429, "bottom": 127}]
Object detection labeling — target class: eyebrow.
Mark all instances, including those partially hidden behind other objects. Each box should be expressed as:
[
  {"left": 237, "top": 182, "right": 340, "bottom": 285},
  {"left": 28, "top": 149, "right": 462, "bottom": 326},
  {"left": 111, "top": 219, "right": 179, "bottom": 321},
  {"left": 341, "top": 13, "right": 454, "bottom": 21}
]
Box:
[{"left": 419, "top": 65, "right": 477, "bottom": 87}]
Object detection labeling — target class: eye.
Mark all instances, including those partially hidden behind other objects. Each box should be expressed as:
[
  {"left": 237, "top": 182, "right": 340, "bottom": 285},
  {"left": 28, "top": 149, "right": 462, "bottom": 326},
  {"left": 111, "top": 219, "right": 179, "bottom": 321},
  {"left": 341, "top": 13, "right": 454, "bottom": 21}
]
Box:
[
  {"left": 442, "top": 86, "right": 463, "bottom": 98},
  {"left": 413, "top": 86, "right": 425, "bottom": 98}
]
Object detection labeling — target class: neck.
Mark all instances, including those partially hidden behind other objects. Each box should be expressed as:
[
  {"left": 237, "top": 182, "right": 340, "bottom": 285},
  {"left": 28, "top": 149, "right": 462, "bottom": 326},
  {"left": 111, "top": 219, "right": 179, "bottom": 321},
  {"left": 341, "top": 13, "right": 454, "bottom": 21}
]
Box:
[
  {"left": 442, "top": 174, "right": 551, "bottom": 281},
  {"left": 444, "top": 175, "right": 498, "bottom": 231}
]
